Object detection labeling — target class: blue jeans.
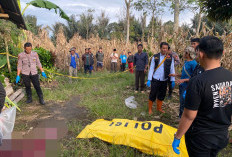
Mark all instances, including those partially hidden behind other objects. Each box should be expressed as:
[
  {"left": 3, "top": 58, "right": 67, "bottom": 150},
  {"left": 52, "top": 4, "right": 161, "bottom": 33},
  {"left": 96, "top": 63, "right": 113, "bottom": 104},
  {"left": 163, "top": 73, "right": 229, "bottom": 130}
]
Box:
[
  {"left": 179, "top": 84, "right": 187, "bottom": 118},
  {"left": 84, "top": 65, "right": 92, "bottom": 74}
]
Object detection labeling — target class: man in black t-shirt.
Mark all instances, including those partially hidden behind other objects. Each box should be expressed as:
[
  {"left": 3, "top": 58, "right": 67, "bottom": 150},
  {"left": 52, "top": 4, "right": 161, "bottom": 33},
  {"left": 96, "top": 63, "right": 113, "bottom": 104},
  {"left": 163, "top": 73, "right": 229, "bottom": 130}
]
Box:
[{"left": 172, "top": 36, "right": 232, "bottom": 157}]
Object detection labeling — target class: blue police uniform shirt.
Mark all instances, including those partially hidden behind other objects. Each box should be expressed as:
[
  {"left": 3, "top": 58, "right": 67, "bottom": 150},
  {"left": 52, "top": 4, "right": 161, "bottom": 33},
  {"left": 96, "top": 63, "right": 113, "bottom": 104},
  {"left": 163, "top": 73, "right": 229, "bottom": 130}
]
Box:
[{"left": 120, "top": 55, "right": 127, "bottom": 64}]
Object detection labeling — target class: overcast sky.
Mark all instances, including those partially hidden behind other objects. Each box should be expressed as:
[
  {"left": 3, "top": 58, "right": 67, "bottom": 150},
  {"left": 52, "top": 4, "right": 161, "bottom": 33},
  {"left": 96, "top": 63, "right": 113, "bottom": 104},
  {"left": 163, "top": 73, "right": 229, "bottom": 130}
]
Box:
[{"left": 21, "top": 0, "right": 195, "bottom": 28}]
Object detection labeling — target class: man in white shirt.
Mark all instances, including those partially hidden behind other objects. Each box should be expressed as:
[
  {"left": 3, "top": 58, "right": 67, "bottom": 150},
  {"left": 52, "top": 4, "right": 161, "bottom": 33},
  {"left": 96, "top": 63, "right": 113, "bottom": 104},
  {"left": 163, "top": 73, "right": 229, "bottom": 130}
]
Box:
[
  {"left": 147, "top": 42, "right": 175, "bottom": 114},
  {"left": 110, "top": 49, "right": 118, "bottom": 72}
]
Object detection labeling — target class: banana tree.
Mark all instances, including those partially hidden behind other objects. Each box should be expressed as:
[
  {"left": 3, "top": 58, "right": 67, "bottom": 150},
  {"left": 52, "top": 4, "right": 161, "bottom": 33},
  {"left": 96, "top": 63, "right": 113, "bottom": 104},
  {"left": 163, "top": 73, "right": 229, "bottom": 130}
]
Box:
[
  {"left": 2, "top": 0, "right": 70, "bottom": 73},
  {"left": 18, "top": 0, "right": 70, "bottom": 21}
]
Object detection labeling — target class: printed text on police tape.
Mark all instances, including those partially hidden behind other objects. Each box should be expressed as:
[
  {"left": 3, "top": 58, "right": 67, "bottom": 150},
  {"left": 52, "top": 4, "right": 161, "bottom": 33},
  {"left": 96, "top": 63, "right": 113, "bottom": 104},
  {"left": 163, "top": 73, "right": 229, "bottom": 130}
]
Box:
[{"left": 109, "top": 122, "right": 163, "bottom": 133}]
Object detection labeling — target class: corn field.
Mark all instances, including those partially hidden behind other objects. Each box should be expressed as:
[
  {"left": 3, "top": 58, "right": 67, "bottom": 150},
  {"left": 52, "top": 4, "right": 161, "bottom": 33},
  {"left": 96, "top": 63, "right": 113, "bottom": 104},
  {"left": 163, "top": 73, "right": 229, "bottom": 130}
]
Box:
[{"left": 23, "top": 26, "right": 232, "bottom": 71}]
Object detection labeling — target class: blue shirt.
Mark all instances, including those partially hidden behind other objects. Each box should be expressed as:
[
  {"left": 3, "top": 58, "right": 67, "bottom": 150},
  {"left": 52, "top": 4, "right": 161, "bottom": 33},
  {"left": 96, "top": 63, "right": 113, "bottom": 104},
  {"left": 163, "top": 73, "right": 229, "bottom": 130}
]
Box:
[
  {"left": 181, "top": 59, "right": 198, "bottom": 87},
  {"left": 70, "top": 53, "right": 79, "bottom": 69},
  {"left": 120, "top": 54, "right": 127, "bottom": 63},
  {"left": 148, "top": 53, "right": 175, "bottom": 81},
  {"left": 134, "top": 52, "right": 148, "bottom": 71}
]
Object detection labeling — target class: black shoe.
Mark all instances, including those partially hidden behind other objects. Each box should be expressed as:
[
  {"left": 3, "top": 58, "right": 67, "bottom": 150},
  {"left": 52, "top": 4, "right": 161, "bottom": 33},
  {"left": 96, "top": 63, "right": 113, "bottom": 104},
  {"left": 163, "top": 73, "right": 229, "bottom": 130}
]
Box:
[
  {"left": 39, "top": 98, "right": 45, "bottom": 105},
  {"left": 26, "top": 98, "right": 32, "bottom": 104}
]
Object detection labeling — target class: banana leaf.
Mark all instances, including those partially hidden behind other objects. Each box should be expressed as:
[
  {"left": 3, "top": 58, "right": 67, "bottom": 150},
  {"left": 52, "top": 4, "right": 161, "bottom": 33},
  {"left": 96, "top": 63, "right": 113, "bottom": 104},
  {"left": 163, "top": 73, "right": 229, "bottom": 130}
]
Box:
[
  {"left": 5, "top": 97, "right": 21, "bottom": 112},
  {"left": 23, "top": 0, "right": 70, "bottom": 21}
]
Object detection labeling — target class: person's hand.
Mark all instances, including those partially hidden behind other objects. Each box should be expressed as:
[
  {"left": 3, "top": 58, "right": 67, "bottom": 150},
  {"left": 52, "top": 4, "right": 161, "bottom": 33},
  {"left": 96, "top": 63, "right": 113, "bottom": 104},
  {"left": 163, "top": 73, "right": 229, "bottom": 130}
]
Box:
[
  {"left": 171, "top": 81, "right": 175, "bottom": 89},
  {"left": 144, "top": 69, "right": 147, "bottom": 73},
  {"left": 172, "top": 137, "right": 180, "bottom": 155},
  {"left": 146, "top": 80, "right": 151, "bottom": 87},
  {"left": 169, "top": 74, "right": 176, "bottom": 77},
  {"left": 183, "top": 90, "right": 186, "bottom": 99},
  {"left": 42, "top": 72, "right": 47, "bottom": 78},
  {"left": 176, "top": 79, "right": 185, "bottom": 84},
  {"left": 16, "top": 75, "right": 20, "bottom": 84}
]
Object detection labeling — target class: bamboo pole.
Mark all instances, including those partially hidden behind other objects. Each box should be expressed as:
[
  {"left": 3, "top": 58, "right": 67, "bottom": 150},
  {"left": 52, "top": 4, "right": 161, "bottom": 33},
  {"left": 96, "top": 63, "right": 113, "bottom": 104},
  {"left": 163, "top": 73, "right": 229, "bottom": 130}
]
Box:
[{"left": 5, "top": 39, "right": 11, "bottom": 73}]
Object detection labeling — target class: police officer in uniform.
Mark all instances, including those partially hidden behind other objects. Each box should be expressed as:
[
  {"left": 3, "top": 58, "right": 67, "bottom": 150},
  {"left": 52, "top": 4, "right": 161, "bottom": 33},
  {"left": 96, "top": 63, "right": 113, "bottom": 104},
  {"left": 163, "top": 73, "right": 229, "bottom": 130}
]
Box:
[
  {"left": 147, "top": 42, "right": 175, "bottom": 114},
  {"left": 16, "top": 42, "right": 47, "bottom": 105}
]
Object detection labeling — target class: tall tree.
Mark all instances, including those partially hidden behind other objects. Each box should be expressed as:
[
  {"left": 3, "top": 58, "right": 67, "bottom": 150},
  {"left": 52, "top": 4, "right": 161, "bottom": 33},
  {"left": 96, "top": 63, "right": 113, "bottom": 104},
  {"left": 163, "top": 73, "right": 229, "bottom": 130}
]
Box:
[
  {"left": 79, "top": 9, "right": 95, "bottom": 39},
  {"left": 65, "top": 15, "right": 79, "bottom": 41},
  {"left": 96, "top": 11, "right": 110, "bottom": 39},
  {"left": 134, "top": 0, "right": 165, "bottom": 47},
  {"left": 141, "top": 12, "right": 147, "bottom": 44},
  {"left": 168, "top": 0, "right": 200, "bottom": 34},
  {"left": 200, "top": 0, "right": 232, "bottom": 21},
  {"left": 50, "top": 22, "right": 67, "bottom": 45},
  {"left": 173, "top": 0, "right": 180, "bottom": 34},
  {"left": 125, "top": 0, "right": 133, "bottom": 44}
]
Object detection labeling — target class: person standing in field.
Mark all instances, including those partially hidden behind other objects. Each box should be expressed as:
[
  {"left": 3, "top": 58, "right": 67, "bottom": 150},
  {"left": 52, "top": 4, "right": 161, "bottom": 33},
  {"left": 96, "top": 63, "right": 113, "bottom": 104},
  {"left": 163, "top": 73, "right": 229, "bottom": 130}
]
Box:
[
  {"left": 191, "top": 38, "right": 205, "bottom": 77},
  {"left": 172, "top": 36, "right": 232, "bottom": 157},
  {"left": 96, "top": 47, "right": 104, "bottom": 71},
  {"left": 82, "top": 48, "right": 92, "bottom": 74},
  {"left": 88, "top": 48, "right": 94, "bottom": 72},
  {"left": 167, "top": 46, "right": 180, "bottom": 99},
  {"left": 134, "top": 44, "right": 148, "bottom": 93},
  {"left": 120, "top": 50, "right": 127, "bottom": 72},
  {"left": 68, "top": 48, "right": 80, "bottom": 82},
  {"left": 16, "top": 42, "right": 47, "bottom": 105},
  {"left": 146, "top": 42, "right": 175, "bottom": 114},
  {"left": 110, "top": 49, "right": 118, "bottom": 73},
  {"left": 169, "top": 47, "right": 198, "bottom": 118},
  {"left": 127, "top": 51, "right": 134, "bottom": 74}
]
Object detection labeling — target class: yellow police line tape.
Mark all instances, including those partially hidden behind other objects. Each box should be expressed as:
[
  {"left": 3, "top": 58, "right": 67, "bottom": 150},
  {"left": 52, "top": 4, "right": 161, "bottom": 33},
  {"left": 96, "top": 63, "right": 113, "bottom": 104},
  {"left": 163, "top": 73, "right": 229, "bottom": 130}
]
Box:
[{"left": 0, "top": 53, "right": 134, "bottom": 80}]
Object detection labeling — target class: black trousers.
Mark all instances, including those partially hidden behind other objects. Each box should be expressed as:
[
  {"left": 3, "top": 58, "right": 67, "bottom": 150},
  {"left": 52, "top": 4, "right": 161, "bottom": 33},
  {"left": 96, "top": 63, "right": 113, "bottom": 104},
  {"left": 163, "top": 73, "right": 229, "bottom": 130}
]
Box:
[
  {"left": 185, "top": 131, "right": 228, "bottom": 157},
  {"left": 120, "top": 63, "right": 126, "bottom": 71},
  {"left": 0, "top": 82, "right": 6, "bottom": 112},
  {"left": 149, "top": 79, "right": 168, "bottom": 102},
  {"left": 22, "top": 74, "right": 43, "bottom": 99},
  {"left": 135, "top": 70, "right": 145, "bottom": 91},
  {"left": 167, "top": 78, "right": 173, "bottom": 96}
]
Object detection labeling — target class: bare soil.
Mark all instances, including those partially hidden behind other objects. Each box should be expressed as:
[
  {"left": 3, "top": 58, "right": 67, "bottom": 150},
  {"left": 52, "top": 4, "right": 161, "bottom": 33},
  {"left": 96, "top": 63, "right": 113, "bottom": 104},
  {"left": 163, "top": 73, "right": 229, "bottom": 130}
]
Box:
[{"left": 13, "top": 96, "right": 89, "bottom": 140}]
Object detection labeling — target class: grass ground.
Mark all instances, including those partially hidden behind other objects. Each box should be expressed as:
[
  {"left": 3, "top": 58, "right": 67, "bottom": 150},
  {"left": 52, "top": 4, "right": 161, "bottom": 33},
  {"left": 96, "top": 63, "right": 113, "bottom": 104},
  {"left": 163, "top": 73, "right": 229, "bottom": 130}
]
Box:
[{"left": 15, "top": 70, "right": 232, "bottom": 157}]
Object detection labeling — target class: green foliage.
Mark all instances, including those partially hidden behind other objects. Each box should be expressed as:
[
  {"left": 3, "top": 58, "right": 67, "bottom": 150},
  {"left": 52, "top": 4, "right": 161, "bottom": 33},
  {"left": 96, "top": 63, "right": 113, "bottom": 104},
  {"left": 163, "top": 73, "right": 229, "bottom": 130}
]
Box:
[
  {"left": 23, "top": 15, "right": 42, "bottom": 35},
  {"left": 34, "top": 47, "right": 54, "bottom": 69},
  {"left": 25, "top": 0, "right": 70, "bottom": 21},
  {"left": 34, "top": 47, "right": 56, "bottom": 83},
  {"left": 130, "top": 16, "right": 142, "bottom": 42},
  {"left": 200, "top": 0, "right": 232, "bottom": 21},
  {"left": 0, "top": 75, "right": 5, "bottom": 86}
]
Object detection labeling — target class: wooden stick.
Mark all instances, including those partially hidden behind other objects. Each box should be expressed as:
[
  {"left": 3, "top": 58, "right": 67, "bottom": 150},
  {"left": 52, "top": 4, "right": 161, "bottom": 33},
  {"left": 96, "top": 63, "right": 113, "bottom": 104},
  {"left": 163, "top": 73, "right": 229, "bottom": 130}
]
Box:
[{"left": 0, "top": 13, "right": 9, "bottom": 18}]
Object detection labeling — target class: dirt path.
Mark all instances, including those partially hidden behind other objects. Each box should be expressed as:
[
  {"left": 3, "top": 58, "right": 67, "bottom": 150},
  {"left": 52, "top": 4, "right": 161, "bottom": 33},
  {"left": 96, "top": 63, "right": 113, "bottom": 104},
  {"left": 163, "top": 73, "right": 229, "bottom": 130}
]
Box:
[{"left": 13, "top": 96, "right": 88, "bottom": 140}]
